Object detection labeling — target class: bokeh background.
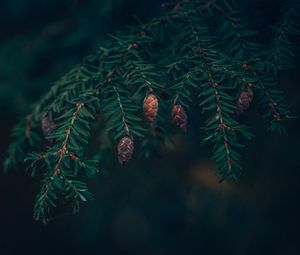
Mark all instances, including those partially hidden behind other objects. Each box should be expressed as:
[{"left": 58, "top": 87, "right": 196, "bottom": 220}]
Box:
[{"left": 0, "top": 0, "right": 300, "bottom": 254}]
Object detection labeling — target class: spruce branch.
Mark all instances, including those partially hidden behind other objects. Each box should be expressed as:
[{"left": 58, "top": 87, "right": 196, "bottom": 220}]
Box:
[
  {"left": 3, "top": 0, "right": 299, "bottom": 221},
  {"left": 211, "top": 0, "right": 294, "bottom": 131},
  {"left": 26, "top": 92, "right": 99, "bottom": 222},
  {"left": 53, "top": 102, "right": 84, "bottom": 176},
  {"left": 267, "top": 0, "right": 300, "bottom": 70},
  {"left": 4, "top": 116, "right": 41, "bottom": 172},
  {"left": 174, "top": 8, "right": 251, "bottom": 179}
]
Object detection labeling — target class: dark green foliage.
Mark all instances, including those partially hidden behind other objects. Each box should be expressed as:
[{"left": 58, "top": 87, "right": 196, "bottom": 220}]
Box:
[
  {"left": 267, "top": 0, "right": 300, "bottom": 70},
  {"left": 4, "top": 0, "right": 299, "bottom": 222},
  {"left": 4, "top": 117, "right": 41, "bottom": 172},
  {"left": 25, "top": 91, "right": 100, "bottom": 221}
]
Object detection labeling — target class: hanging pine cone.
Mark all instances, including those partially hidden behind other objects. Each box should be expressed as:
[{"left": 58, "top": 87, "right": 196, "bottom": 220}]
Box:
[
  {"left": 236, "top": 88, "right": 254, "bottom": 115},
  {"left": 172, "top": 104, "right": 187, "bottom": 131},
  {"left": 41, "top": 115, "right": 56, "bottom": 140},
  {"left": 143, "top": 90, "right": 158, "bottom": 123},
  {"left": 118, "top": 136, "right": 134, "bottom": 165}
]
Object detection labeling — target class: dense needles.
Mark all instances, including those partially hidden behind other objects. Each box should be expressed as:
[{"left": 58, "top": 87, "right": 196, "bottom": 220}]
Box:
[{"left": 4, "top": 0, "right": 299, "bottom": 222}]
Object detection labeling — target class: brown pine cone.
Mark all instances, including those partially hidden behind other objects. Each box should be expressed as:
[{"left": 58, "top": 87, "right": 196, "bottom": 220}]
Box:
[
  {"left": 236, "top": 88, "right": 254, "bottom": 115},
  {"left": 118, "top": 136, "right": 134, "bottom": 165},
  {"left": 143, "top": 91, "right": 158, "bottom": 123},
  {"left": 172, "top": 104, "right": 187, "bottom": 132},
  {"left": 41, "top": 115, "right": 56, "bottom": 139}
]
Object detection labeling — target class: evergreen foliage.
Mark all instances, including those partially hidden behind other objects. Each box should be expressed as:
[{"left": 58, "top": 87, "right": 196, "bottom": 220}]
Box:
[{"left": 4, "top": 0, "right": 300, "bottom": 222}]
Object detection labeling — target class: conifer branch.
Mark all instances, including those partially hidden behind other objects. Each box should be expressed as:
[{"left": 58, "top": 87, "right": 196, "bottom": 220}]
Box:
[
  {"left": 26, "top": 92, "right": 99, "bottom": 222},
  {"left": 53, "top": 102, "right": 84, "bottom": 176},
  {"left": 267, "top": 0, "right": 300, "bottom": 70},
  {"left": 211, "top": 0, "right": 293, "bottom": 131},
  {"left": 192, "top": 11, "right": 249, "bottom": 178},
  {"left": 3, "top": 0, "right": 299, "bottom": 221},
  {"left": 4, "top": 116, "right": 41, "bottom": 172}
]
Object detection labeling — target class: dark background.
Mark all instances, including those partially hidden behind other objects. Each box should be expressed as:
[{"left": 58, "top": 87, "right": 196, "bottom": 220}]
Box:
[{"left": 0, "top": 0, "right": 300, "bottom": 254}]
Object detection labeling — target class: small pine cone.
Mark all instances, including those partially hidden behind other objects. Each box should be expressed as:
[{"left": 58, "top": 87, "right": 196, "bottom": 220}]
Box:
[
  {"left": 41, "top": 116, "right": 56, "bottom": 139},
  {"left": 236, "top": 88, "right": 254, "bottom": 114},
  {"left": 172, "top": 105, "right": 187, "bottom": 131},
  {"left": 143, "top": 91, "right": 158, "bottom": 123},
  {"left": 118, "top": 136, "right": 134, "bottom": 165}
]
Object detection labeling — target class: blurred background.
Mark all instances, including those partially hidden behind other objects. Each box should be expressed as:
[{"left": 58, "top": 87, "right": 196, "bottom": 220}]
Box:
[{"left": 0, "top": 0, "right": 299, "bottom": 254}]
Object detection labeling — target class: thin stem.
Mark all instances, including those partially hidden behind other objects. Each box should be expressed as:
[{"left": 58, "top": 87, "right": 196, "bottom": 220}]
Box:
[
  {"left": 54, "top": 102, "right": 84, "bottom": 176},
  {"left": 113, "top": 86, "right": 130, "bottom": 136}
]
